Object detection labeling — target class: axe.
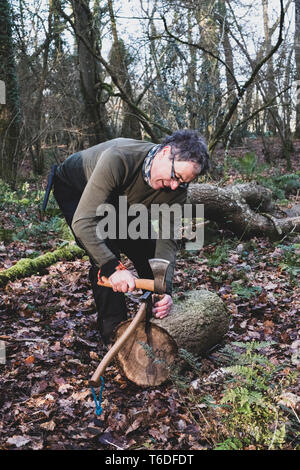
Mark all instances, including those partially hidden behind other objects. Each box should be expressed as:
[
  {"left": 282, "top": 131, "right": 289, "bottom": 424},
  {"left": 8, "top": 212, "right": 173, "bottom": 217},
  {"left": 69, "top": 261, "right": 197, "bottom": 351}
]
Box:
[
  {"left": 96, "top": 258, "right": 169, "bottom": 294},
  {"left": 89, "top": 258, "right": 170, "bottom": 387}
]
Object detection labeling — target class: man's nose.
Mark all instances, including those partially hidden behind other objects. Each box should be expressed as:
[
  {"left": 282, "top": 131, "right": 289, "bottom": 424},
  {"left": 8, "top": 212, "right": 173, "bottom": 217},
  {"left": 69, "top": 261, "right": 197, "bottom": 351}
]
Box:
[{"left": 170, "top": 179, "right": 180, "bottom": 190}]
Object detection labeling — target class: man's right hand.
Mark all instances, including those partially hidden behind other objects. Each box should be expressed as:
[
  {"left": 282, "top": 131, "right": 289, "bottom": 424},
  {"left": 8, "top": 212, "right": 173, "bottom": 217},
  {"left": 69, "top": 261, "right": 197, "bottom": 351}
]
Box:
[{"left": 108, "top": 269, "right": 136, "bottom": 293}]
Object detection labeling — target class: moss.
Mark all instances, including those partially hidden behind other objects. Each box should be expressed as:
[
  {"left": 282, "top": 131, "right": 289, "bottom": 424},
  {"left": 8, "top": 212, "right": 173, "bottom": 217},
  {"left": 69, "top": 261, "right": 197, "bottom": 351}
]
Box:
[
  {"left": 0, "top": 243, "right": 84, "bottom": 287},
  {"left": 152, "top": 290, "right": 229, "bottom": 356}
]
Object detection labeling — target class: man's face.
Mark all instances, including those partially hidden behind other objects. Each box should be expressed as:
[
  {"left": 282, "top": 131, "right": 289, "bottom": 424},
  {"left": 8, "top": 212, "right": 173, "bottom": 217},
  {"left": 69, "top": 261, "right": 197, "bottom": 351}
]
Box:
[{"left": 150, "top": 146, "right": 198, "bottom": 190}]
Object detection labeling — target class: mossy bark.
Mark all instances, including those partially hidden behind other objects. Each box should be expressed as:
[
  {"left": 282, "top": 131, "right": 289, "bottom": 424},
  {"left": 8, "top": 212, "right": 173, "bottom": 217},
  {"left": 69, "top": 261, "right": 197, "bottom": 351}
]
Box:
[
  {"left": 151, "top": 290, "right": 230, "bottom": 356},
  {"left": 0, "top": 244, "right": 84, "bottom": 287}
]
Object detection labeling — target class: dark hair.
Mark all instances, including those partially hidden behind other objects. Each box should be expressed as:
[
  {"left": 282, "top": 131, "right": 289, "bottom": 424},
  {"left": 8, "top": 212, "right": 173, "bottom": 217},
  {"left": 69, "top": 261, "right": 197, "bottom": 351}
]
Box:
[{"left": 160, "top": 130, "right": 210, "bottom": 175}]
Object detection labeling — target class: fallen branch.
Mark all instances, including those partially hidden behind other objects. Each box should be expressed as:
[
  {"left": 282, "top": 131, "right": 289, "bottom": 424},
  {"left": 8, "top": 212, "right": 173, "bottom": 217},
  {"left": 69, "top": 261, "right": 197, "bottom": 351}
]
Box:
[
  {"left": 187, "top": 182, "right": 300, "bottom": 239},
  {"left": 0, "top": 243, "right": 84, "bottom": 288},
  {"left": 0, "top": 335, "right": 49, "bottom": 342}
]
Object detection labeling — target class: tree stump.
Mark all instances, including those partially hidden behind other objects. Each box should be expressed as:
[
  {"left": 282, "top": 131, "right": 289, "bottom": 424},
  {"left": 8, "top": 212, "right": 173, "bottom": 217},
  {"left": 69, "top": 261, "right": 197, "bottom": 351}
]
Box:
[{"left": 114, "top": 289, "right": 229, "bottom": 386}]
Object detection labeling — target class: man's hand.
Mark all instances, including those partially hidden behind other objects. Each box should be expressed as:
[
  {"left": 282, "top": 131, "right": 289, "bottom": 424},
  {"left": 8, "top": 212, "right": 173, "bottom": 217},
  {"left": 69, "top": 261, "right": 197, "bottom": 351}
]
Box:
[
  {"left": 108, "top": 269, "right": 136, "bottom": 293},
  {"left": 152, "top": 294, "right": 173, "bottom": 319}
]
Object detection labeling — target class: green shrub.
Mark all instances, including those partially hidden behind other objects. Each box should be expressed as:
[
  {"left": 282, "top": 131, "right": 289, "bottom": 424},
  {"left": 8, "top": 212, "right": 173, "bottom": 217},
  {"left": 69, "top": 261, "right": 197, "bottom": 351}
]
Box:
[
  {"left": 207, "top": 244, "right": 229, "bottom": 267},
  {"left": 278, "top": 244, "right": 300, "bottom": 284},
  {"left": 215, "top": 341, "right": 298, "bottom": 450},
  {"left": 258, "top": 174, "right": 300, "bottom": 200},
  {"left": 231, "top": 281, "right": 262, "bottom": 299},
  {"left": 0, "top": 178, "right": 72, "bottom": 245},
  {"left": 229, "top": 152, "right": 267, "bottom": 179}
]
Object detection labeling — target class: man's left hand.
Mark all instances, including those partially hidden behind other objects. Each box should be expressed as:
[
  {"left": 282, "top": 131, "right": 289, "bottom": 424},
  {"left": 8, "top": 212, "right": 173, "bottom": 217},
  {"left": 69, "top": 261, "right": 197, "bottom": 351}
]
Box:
[{"left": 152, "top": 294, "right": 173, "bottom": 319}]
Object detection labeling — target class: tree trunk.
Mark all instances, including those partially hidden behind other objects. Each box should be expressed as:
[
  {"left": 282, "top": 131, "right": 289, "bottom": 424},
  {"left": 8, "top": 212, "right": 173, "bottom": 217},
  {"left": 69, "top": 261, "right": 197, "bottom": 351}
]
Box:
[
  {"left": 262, "top": 0, "right": 277, "bottom": 136},
  {"left": 152, "top": 289, "right": 229, "bottom": 356},
  {"left": 295, "top": 0, "right": 300, "bottom": 138},
  {"left": 107, "top": 0, "right": 141, "bottom": 139},
  {"left": 0, "top": 0, "right": 22, "bottom": 187},
  {"left": 30, "top": 9, "right": 52, "bottom": 175},
  {"left": 186, "top": 10, "right": 199, "bottom": 130},
  {"left": 71, "top": 0, "right": 111, "bottom": 146},
  {"left": 187, "top": 182, "right": 300, "bottom": 238}
]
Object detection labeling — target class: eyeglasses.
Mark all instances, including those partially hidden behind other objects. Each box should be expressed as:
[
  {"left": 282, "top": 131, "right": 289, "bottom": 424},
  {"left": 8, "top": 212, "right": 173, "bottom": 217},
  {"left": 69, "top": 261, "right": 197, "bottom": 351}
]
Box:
[
  {"left": 171, "top": 156, "right": 181, "bottom": 183},
  {"left": 170, "top": 156, "right": 188, "bottom": 188}
]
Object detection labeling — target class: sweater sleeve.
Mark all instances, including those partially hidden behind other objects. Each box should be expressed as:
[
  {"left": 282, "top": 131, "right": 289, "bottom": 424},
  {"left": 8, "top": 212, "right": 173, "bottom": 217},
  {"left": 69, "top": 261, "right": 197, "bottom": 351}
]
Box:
[{"left": 71, "top": 148, "right": 127, "bottom": 274}]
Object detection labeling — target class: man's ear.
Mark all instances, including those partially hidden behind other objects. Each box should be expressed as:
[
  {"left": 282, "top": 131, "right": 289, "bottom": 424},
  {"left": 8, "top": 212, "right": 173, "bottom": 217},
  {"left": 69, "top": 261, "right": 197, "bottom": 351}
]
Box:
[{"left": 162, "top": 145, "right": 171, "bottom": 156}]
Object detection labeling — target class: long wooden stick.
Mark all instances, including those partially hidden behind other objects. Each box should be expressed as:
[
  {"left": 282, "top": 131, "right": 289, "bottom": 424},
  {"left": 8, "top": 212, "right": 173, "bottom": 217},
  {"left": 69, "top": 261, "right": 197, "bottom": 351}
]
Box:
[{"left": 89, "top": 303, "right": 147, "bottom": 387}]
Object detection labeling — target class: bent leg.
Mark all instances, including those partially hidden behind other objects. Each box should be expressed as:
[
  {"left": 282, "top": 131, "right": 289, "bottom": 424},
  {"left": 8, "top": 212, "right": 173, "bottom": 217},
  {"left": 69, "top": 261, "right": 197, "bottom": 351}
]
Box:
[{"left": 53, "top": 175, "right": 127, "bottom": 343}]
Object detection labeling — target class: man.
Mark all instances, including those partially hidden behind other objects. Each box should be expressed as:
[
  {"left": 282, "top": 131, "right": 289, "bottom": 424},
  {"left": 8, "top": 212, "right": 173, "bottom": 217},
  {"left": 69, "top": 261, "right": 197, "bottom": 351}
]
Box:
[{"left": 53, "top": 130, "right": 209, "bottom": 343}]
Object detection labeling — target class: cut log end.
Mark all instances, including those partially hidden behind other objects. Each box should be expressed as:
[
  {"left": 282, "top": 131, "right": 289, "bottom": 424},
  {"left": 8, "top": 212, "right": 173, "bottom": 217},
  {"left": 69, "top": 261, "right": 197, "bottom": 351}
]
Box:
[
  {"left": 113, "top": 290, "right": 229, "bottom": 387},
  {"left": 113, "top": 320, "right": 178, "bottom": 387}
]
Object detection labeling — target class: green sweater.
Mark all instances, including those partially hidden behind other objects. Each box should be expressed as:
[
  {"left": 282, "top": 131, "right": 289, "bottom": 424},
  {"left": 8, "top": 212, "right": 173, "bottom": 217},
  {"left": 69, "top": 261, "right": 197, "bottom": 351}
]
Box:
[{"left": 56, "top": 138, "right": 187, "bottom": 293}]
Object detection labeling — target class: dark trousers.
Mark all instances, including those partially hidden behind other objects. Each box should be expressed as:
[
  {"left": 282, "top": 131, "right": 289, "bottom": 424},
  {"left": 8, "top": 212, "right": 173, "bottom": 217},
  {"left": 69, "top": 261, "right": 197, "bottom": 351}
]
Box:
[{"left": 53, "top": 174, "right": 156, "bottom": 342}]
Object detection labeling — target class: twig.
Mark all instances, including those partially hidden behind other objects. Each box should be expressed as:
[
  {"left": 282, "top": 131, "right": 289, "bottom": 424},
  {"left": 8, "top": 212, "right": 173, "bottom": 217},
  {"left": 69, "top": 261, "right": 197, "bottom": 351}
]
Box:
[
  {"left": 268, "top": 406, "right": 279, "bottom": 450},
  {"left": 0, "top": 335, "right": 48, "bottom": 343},
  {"left": 102, "top": 439, "right": 124, "bottom": 450}
]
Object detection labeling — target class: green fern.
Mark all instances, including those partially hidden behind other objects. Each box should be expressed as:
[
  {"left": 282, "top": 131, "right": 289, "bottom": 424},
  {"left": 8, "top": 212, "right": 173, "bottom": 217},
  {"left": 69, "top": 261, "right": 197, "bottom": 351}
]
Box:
[
  {"left": 207, "top": 244, "right": 229, "bottom": 267},
  {"left": 178, "top": 348, "right": 202, "bottom": 372},
  {"left": 231, "top": 281, "right": 262, "bottom": 299},
  {"left": 221, "top": 387, "right": 265, "bottom": 410},
  {"left": 215, "top": 438, "right": 243, "bottom": 450}
]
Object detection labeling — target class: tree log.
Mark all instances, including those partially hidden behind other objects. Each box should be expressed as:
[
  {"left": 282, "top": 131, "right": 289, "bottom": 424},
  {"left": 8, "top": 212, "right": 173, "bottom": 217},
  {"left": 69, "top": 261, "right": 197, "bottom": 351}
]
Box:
[
  {"left": 187, "top": 182, "right": 300, "bottom": 238},
  {"left": 112, "top": 289, "right": 229, "bottom": 386},
  {"left": 0, "top": 243, "right": 84, "bottom": 287},
  {"left": 151, "top": 289, "right": 229, "bottom": 357}
]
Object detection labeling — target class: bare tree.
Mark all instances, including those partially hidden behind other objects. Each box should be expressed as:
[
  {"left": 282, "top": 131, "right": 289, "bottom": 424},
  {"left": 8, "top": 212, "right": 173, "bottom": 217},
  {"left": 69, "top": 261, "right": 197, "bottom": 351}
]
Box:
[
  {"left": 70, "top": 0, "right": 112, "bottom": 145},
  {"left": 295, "top": 0, "right": 300, "bottom": 137},
  {"left": 107, "top": 0, "right": 142, "bottom": 139},
  {"left": 0, "top": 0, "right": 22, "bottom": 187}
]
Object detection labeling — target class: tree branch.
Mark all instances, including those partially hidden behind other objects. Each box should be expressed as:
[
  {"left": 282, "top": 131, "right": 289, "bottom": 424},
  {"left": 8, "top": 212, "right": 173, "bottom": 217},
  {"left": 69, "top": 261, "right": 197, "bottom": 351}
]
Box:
[
  {"left": 54, "top": 0, "right": 172, "bottom": 141},
  {"left": 208, "top": 0, "right": 285, "bottom": 151}
]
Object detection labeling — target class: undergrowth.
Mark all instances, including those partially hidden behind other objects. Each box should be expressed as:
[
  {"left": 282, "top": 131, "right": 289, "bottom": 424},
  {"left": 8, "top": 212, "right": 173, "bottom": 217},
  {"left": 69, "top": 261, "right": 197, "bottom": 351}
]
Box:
[
  {"left": 229, "top": 153, "right": 300, "bottom": 201},
  {"left": 172, "top": 341, "right": 299, "bottom": 450},
  {"left": 0, "top": 179, "right": 73, "bottom": 246}
]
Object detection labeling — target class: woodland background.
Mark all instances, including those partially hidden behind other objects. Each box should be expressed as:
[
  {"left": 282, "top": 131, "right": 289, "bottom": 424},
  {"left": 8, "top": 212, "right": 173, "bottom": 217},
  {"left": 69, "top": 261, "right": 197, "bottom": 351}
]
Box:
[{"left": 0, "top": 0, "right": 299, "bottom": 451}]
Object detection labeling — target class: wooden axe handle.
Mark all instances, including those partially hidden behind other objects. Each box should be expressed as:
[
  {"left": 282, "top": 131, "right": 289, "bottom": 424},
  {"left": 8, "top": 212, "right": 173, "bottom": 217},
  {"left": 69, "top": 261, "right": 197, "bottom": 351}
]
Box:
[
  {"left": 89, "top": 302, "right": 147, "bottom": 387},
  {"left": 98, "top": 276, "right": 154, "bottom": 292}
]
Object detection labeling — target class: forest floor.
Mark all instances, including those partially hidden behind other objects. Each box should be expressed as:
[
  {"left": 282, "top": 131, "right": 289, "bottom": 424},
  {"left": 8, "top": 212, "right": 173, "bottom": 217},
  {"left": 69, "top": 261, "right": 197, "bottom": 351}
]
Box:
[{"left": 0, "top": 139, "right": 299, "bottom": 451}]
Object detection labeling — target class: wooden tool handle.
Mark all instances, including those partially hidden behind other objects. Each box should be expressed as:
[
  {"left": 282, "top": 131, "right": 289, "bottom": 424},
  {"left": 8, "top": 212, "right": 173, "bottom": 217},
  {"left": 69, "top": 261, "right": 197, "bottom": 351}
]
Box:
[
  {"left": 99, "top": 276, "right": 154, "bottom": 292},
  {"left": 89, "top": 302, "right": 147, "bottom": 387}
]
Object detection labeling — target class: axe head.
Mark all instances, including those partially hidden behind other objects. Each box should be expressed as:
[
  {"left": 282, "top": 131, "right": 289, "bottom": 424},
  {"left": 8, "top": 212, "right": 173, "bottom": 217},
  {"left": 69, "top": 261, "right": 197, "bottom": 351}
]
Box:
[{"left": 148, "top": 258, "right": 170, "bottom": 294}]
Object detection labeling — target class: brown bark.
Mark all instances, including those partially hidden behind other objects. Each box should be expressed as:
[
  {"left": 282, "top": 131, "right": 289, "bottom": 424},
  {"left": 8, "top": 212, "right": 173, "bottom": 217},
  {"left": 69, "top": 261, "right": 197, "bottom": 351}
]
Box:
[
  {"left": 151, "top": 290, "right": 229, "bottom": 357},
  {"left": 107, "top": 0, "right": 141, "bottom": 139},
  {"left": 0, "top": 0, "right": 22, "bottom": 187},
  {"left": 71, "top": 0, "right": 111, "bottom": 145},
  {"left": 262, "top": 0, "right": 277, "bottom": 135},
  {"left": 187, "top": 182, "right": 300, "bottom": 238},
  {"left": 295, "top": 0, "right": 300, "bottom": 138}
]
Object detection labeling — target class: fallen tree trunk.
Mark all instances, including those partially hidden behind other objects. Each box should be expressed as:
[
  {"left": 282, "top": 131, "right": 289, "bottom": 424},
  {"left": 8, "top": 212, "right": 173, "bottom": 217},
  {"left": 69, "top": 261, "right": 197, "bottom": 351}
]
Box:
[
  {"left": 1, "top": 183, "right": 298, "bottom": 287},
  {"left": 0, "top": 243, "right": 84, "bottom": 288},
  {"left": 151, "top": 289, "right": 229, "bottom": 357},
  {"left": 187, "top": 182, "right": 300, "bottom": 238},
  {"left": 112, "top": 289, "right": 229, "bottom": 386}
]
